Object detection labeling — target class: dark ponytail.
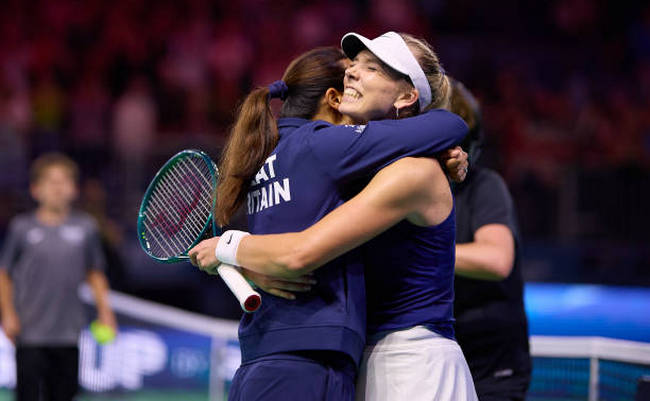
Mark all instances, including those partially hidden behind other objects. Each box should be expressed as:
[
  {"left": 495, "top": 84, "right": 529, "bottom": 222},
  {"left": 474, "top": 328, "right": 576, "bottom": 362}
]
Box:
[
  {"left": 215, "top": 47, "right": 346, "bottom": 225},
  {"left": 215, "top": 87, "right": 278, "bottom": 226}
]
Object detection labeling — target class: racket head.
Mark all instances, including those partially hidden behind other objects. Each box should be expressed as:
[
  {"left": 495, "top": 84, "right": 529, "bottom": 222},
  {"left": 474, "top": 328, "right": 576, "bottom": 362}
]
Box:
[{"left": 138, "top": 149, "right": 217, "bottom": 263}]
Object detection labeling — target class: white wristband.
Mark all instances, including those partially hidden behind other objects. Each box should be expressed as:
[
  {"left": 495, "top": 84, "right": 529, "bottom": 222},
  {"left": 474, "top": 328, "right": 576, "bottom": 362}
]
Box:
[{"left": 215, "top": 230, "right": 250, "bottom": 266}]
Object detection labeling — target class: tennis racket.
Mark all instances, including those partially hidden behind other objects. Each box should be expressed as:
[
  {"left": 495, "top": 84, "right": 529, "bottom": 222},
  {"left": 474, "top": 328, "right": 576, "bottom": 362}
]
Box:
[{"left": 137, "top": 149, "right": 261, "bottom": 313}]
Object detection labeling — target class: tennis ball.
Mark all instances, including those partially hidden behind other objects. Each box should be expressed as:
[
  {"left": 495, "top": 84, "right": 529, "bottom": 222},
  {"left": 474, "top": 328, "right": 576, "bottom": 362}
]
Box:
[{"left": 90, "top": 320, "right": 116, "bottom": 345}]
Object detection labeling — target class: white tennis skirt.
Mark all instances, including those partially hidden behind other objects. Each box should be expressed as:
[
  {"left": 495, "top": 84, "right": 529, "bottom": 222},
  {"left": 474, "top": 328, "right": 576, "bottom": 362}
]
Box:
[{"left": 356, "top": 325, "right": 478, "bottom": 401}]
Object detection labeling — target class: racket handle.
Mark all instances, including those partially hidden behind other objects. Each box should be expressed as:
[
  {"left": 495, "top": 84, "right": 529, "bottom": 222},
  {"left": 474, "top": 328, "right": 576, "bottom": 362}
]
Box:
[{"left": 217, "top": 264, "right": 262, "bottom": 313}]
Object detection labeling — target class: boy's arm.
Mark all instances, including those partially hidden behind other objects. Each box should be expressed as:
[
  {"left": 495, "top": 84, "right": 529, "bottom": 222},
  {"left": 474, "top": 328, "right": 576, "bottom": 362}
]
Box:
[
  {"left": 0, "top": 269, "right": 20, "bottom": 343},
  {"left": 86, "top": 270, "right": 117, "bottom": 331}
]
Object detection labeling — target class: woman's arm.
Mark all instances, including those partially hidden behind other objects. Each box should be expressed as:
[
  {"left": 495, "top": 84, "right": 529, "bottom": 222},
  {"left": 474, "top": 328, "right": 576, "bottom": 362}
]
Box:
[
  {"left": 190, "top": 157, "right": 450, "bottom": 279},
  {"left": 310, "top": 109, "right": 467, "bottom": 186}
]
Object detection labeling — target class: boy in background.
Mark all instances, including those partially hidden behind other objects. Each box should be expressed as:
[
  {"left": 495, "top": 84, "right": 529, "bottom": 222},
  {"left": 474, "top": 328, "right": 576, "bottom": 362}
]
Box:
[{"left": 0, "top": 153, "right": 116, "bottom": 401}]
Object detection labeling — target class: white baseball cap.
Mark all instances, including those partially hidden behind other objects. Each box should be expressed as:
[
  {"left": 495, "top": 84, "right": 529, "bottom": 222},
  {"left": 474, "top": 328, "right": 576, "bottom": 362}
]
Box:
[{"left": 341, "top": 31, "right": 432, "bottom": 111}]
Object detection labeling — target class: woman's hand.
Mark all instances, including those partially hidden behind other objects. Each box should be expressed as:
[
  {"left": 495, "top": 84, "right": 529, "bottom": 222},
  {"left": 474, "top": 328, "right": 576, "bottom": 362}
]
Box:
[
  {"left": 189, "top": 236, "right": 316, "bottom": 299},
  {"left": 440, "top": 146, "right": 469, "bottom": 183},
  {"left": 240, "top": 269, "right": 316, "bottom": 300},
  {"left": 189, "top": 237, "right": 221, "bottom": 273}
]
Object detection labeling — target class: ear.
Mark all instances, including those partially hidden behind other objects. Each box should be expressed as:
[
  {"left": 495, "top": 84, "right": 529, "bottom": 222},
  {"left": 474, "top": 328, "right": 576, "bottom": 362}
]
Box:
[
  {"left": 394, "top": 87, "right": 419, "bottom": 110},
  {"left": 325, "top": 87, "right": 343, "bottom": 111}
]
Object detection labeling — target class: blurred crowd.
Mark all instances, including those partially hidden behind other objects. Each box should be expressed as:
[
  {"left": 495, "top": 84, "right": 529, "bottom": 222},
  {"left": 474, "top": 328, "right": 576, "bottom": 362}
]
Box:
[{"left": 0, "top": 0, "right": 648, "bottom": 315}]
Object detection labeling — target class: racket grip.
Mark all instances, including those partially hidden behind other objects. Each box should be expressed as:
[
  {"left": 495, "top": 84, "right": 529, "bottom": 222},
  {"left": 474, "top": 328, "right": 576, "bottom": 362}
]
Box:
[{"left": 217, "top": 264, "right": 262, "bottom": 313}]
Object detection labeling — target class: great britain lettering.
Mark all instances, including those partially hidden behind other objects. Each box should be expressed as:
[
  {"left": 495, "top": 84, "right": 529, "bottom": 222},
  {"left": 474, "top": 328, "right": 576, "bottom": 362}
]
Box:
[{"left": 247, "top": 154, "right": 291, "bottom": 214}]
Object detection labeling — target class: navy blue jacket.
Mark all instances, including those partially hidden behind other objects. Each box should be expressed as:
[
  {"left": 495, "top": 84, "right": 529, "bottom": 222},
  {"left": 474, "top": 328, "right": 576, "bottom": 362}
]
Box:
[{"left": 239, "top": 110, "right": 467, "bottom": 366}]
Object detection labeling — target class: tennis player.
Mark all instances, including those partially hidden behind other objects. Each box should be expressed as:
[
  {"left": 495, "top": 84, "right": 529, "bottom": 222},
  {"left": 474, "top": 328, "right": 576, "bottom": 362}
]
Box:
[
  {"left": 190, "top": 42, "right": 468, "bottom": 400},
  {"left": 0, "top": 153, "right": 116, "bottom": 401},
  {"left": 191, "top": 33, "right": 477, "bottom": 400},
  {"left": 450, "top": 79, "right": 531, "bottom": 401}
]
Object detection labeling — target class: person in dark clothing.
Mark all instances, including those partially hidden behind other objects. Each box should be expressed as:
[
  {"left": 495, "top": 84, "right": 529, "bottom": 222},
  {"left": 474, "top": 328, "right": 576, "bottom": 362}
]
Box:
[
  {"left": 450, "top": 79, "right": 532, "bottom": 401},
  {"left": 0, "top": 153, "right": 116, "bottom": 401}
]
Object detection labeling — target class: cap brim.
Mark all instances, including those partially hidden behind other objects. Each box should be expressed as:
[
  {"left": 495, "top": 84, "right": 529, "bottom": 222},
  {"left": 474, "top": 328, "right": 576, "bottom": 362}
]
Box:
[
  {"left": 341, "top": 33, "right": 369, "bottom": 60},
  {"left": 341, "top": 32, "right": 410, "bottom": 76}
]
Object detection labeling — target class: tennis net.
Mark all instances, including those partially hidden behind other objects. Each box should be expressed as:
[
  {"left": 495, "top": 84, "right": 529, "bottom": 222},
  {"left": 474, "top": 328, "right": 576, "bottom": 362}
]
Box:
[
  {"left": 529, "top": 336, "right": 650, "bottom": 401},
  {"left": 2, "top": 288, "right": 650, "bottom": 400},
  {"left": 0, "top": 285, "right": 241, "bottom": 401}
]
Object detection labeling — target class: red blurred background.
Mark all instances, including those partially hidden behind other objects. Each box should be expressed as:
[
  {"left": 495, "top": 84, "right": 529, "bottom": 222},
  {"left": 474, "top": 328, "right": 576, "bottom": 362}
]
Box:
[{"left": 0, "top": 0, "right": 648, "bottom": 318}]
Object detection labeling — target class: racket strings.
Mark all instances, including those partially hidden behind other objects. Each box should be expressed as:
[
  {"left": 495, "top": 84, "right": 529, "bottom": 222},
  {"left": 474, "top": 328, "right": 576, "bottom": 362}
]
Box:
[
  {"left": 144, "top": 175, "right": 207, "bottom": 256},
  {"left": 144, "top": 188, "right": 195, "bottom": 255},
  {"left": 176, "top": 159, "right": 216, "bottom": 228},
  {"left": 142, "top": 211, "right": 183, "bottom": 256},
  {"left": 157, "top": 159, "right": 211, "bottom": 236},
  {"left": 154, "top": 174, "right": 205, "bottom": 237},
  {"left": 141, "top": 155, "right": 215, "bottom": 258},
  {"left": 164, "top": 164, "right": 213, "bottom": 234},
  {"left": 166, "top": 165, "right": 212, "bottom": 227},
  {"left": 179, "top": 158, "right": 215, "bottom": 193},
  {"left": 145, "top": 191, "right": 194, "bottom": 254},
  {"left": 148, "top": 174, "right": 200, "bottom": 243}
]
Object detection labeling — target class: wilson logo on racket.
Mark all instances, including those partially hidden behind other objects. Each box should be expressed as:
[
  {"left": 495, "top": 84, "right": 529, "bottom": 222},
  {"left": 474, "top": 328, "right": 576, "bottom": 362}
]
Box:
[
  {"left": 138, "top": 149, "right": 261, "bottom": 313},
  {"left": 151, "top": 172, "right": 203, "bottom": 237}
]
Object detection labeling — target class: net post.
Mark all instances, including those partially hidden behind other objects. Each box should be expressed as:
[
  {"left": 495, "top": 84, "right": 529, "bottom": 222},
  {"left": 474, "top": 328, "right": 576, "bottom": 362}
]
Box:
[{"left": 589, "top": 356, "right": 599, "bottom": 401}]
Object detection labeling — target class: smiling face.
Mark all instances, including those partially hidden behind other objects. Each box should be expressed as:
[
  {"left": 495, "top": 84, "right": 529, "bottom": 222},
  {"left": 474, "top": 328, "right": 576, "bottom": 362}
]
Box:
[{"left": 339, "top": 50, "right": 417, "bottom": 124}]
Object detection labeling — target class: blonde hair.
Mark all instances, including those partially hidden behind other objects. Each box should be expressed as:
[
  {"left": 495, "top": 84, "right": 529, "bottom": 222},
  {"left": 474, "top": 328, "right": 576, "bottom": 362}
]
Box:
[{"left": 398, "top": 33, "right": 451, "bottom": 117}]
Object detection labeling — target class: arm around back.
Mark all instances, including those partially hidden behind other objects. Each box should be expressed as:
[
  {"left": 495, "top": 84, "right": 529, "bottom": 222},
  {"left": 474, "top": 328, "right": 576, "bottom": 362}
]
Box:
[
  {"left": 309, "top": 109, "right": 468, "bottom": 184},
  {"left": 235, "top": 157, "right": 452, "bottom": 278}
]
